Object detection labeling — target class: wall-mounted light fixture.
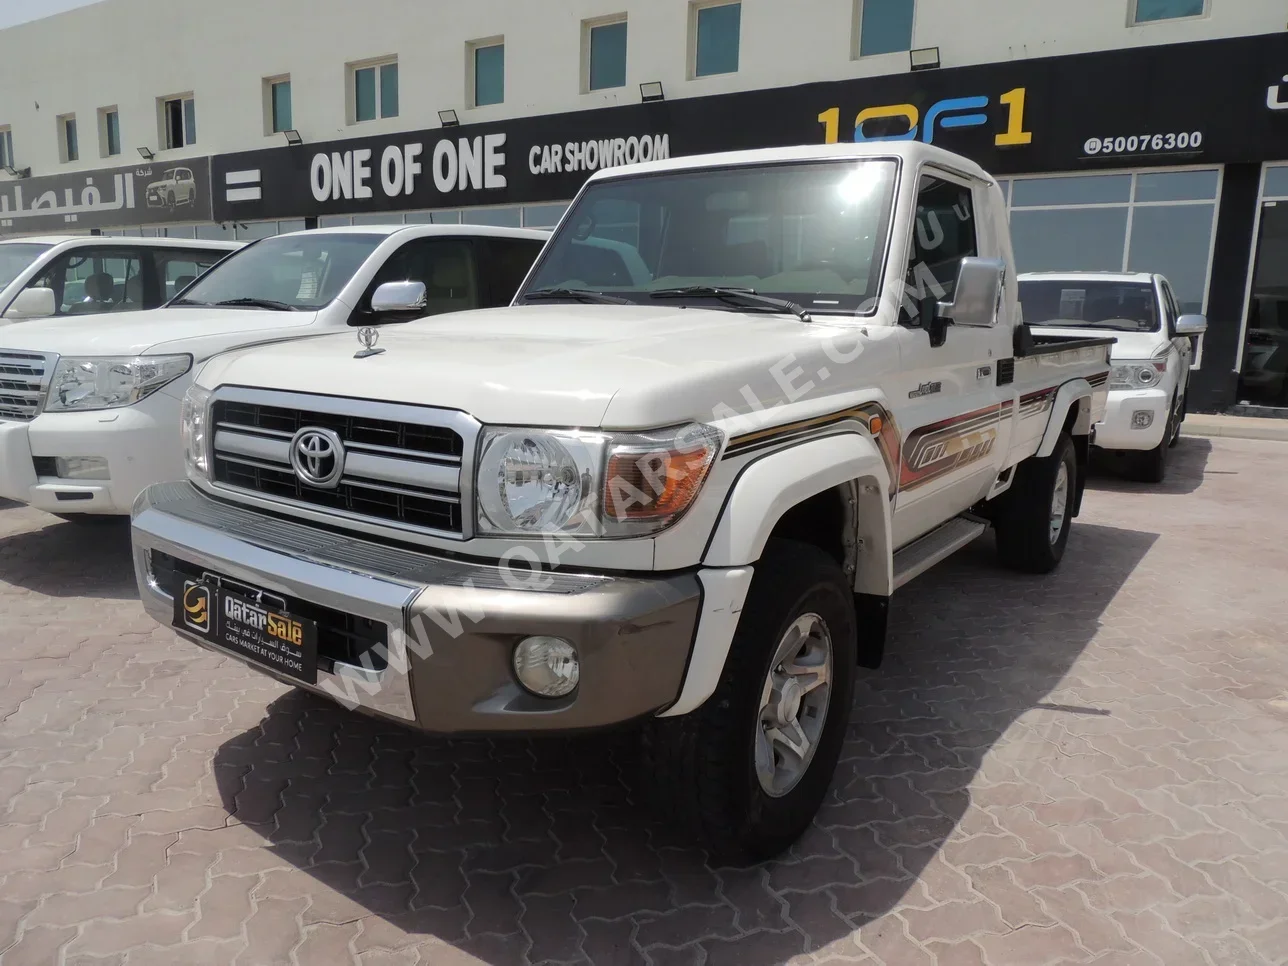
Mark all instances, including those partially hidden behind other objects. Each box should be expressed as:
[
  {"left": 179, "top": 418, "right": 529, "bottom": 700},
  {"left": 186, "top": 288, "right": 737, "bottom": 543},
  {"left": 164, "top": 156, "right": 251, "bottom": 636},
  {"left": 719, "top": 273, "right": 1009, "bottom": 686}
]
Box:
[
  {"left": 640, "top": 81, "right": 665, "bottom": 103},
  {"left": 137, "top": 146, "right": 155, "bottom": 160},
  {"left": 909, "top": 47, "right": 941, "bottom": 71},
  {"left": 438, "top": 110, "right": 460, "bottom": 127}
]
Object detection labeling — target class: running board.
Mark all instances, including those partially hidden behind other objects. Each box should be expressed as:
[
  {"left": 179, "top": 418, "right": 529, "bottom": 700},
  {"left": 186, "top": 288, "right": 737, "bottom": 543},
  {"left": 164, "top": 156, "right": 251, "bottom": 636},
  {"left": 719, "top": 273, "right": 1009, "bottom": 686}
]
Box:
[{"left": 892, "top": 515, "right": 988, "bottom": 590}]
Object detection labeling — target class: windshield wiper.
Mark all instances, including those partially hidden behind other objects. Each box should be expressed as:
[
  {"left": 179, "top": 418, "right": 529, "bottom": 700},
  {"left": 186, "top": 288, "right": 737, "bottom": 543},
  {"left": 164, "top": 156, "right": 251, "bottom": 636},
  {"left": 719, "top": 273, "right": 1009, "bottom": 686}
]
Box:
[
  {"left": 522, "top": 287, "right": 634, "bottom": 305},
  {"left": 171, "top": 298, "right": 211, "bottom": 307},
  {"left": 215, "top": 297, "right": 298, "bottom": 312},
  {"left": 649, "top": 286, "right": 810, "bottom": 322}
]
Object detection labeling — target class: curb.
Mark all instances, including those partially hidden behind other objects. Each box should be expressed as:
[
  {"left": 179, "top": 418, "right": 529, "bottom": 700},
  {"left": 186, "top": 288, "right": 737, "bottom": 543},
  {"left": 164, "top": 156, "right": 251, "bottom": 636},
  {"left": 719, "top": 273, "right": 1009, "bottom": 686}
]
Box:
[{"left": 1181, "top": 415, "right": 1288, "bottom": 442}]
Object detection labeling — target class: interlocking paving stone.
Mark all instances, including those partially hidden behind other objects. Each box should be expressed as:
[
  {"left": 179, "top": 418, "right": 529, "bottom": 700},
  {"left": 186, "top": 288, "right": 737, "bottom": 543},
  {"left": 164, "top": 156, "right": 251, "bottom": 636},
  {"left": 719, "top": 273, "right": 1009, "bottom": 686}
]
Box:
[{"left": 0, "top": 437, "right": 1286, "bottom": 964}]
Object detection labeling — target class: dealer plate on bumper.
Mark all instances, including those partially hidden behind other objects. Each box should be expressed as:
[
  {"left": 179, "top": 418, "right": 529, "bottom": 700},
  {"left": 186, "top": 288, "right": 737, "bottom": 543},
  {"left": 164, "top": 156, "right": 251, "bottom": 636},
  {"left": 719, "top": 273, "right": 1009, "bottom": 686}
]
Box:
[{"left": 172, "top": 578, "right": 318, "bottom": 685}]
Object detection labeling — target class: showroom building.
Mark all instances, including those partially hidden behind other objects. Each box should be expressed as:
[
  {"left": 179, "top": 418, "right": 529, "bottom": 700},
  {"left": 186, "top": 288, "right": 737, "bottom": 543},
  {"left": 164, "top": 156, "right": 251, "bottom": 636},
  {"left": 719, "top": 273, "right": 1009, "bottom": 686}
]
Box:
[{"left": 1, "top": 0, "right": 1287, "bottom": 414}]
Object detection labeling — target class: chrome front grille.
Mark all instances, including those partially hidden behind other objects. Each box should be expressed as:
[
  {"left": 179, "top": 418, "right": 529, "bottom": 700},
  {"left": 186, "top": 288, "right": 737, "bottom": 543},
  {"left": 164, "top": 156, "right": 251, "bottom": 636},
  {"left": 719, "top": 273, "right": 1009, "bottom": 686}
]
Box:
[
  {"left": 0, "top": 350, "right": 53, "bottom": 422},
  {"left": 208, "top": 389, "right": 478, "bottom": 539}
]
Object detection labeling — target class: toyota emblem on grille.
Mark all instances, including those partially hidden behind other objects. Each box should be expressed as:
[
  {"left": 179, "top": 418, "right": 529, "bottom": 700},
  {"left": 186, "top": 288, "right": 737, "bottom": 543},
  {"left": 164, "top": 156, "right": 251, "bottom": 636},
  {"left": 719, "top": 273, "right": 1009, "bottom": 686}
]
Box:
[{"left": 289, "top": 427, "right": 345, "bottom": 489}]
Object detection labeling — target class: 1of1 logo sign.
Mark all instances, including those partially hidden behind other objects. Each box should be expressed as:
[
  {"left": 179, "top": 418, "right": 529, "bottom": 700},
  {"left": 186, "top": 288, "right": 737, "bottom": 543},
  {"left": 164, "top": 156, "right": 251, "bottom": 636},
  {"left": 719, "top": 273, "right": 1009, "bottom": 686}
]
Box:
[{"left": 817, "top": 88, "right": 1033, "bottom": 147}]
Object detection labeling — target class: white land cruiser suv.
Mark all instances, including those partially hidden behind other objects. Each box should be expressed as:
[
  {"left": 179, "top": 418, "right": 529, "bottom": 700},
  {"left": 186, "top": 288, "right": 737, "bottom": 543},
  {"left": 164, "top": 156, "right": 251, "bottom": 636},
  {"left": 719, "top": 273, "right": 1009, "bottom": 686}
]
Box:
[
  {"left": 1018, "top": 272, "right": 1207, "bottom": 483},
  {"left": 130, "top": 142, "right": 1111, "bottom": 861},
  {"left": 0, "top": 225, "right": 548, "bottom": 516}
]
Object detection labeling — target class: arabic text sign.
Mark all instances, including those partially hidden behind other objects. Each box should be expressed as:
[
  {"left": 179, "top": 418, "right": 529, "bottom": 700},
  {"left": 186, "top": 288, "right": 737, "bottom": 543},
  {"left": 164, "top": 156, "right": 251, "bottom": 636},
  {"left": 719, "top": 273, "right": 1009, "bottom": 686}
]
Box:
[{"left": 0, "top": 158, "right": 212, "bottom": 236}]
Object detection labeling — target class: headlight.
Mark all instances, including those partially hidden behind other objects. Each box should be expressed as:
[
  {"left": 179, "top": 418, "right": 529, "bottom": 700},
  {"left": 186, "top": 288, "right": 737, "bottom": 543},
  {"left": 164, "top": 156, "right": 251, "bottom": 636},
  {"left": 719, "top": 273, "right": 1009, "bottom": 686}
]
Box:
[
  {"left": 476, "top": 423, "right": 722, "bottom": 538},
  {"left": 180, "top": 383, "right": 212, "bottom": 480},
  {"left": 45, "top": 354, "right": 192, "bottom": 412},
  {"left": 1109, "top": 360, "right": 1166, "bottom": 391}
]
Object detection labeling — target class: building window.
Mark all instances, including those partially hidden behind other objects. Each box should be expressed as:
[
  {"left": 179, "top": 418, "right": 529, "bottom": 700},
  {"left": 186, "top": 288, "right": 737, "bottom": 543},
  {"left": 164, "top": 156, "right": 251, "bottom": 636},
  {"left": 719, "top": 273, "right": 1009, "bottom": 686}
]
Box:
[
  {"left": 1130, "top": 0, "right": 1207, "bottom": 24},
  {"left": 585, "top": 17, "right": 628, "bottom": 92},
  {"left": 58, "top": 114, "right": 78, "bottom": 163},
  {"left": 265, "top": 76, "right": 293, "bottom": 134},
  {"left": 692, "top": 2, "right": 741, "bottom": 78},
  {"left": 98, "top": 107, "right": 121, "bottom": 158},
  {"left": 161, "top": 95, "right": 196, "bottom": 148},
  {"left": 352, "top": 59, "right": 398, "bottom": 123},
  {"left": 0, "top": 127, "right": 13, "bottom": 169},
  {"left": 471, "top": 40, "right": 505, "bottom": 107},
  {"left": 855, "top": 0, "right": 916, "bottom": 57}
]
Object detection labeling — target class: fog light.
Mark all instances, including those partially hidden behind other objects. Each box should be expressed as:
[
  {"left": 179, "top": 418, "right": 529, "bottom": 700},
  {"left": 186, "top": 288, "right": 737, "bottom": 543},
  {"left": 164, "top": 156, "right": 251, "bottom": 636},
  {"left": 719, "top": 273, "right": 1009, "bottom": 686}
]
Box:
[
  {"left": 513, "top": 636, "right": 579, "bottom": 698},
  {"left": 55, "top": 456, "right": 110, "bottom": 480},
  {"left": 1131, "top": 411, "right": 1154, "bottom": 430}
]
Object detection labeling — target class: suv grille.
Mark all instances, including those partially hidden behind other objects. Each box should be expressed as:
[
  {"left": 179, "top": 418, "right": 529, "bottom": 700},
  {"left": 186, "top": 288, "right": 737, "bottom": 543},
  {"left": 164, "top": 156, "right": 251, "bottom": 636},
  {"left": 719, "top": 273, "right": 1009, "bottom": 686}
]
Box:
[
  {"left": 151, "top": 551, "right": 389, "bottom": 674},
  {"left": 210, "top": 396, "right": 467, "bottom": 537},
  {"left": 0, "top": 351, "right": 51, "bottom": 421}
]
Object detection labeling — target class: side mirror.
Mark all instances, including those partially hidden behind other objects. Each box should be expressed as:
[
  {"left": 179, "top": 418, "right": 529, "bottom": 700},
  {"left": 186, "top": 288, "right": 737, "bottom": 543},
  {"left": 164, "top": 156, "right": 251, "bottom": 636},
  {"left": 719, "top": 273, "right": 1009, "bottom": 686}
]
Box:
[
  {"left": 942, "top": 257, "right": 1005, "bottom": 328},
  {"left": 3, "top": 287, "right": 57, "bottom": 320},
  {"left": 1175, "top": 313, "right": 1208, "bottom": 336},
  {"left": 370, "top": 280, "right": 427, "bottom": 314}
]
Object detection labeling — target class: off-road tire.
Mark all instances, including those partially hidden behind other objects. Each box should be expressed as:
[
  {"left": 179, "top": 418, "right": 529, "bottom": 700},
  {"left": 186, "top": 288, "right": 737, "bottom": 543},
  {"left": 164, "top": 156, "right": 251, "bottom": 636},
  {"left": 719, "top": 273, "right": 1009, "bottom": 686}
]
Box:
[
  {"left": 993, "top": 432, "right": 1077, "bottom": 574},
  {"left": 640, "top": 538, "right": 857, "bottom": 864},
  {"left": 1127, "top": 393, "right": 1176, "bottom": 483},
  {"left": 1169, "top": 391, "right": 1186, "bottom": 448}
]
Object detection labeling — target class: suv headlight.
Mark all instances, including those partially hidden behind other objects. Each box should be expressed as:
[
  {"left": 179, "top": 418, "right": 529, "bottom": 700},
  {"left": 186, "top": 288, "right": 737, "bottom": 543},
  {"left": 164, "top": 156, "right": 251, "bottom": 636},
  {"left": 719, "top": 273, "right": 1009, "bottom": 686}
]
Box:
[
  {"left": 476, "top": 423, "right": 723, "bottom": 538},
  {"left": 1109, "top": 360, "right": 1167, "bottom": 391},
  {"left": 180, "top": 384, "right": 212, "bottom": 479},
  {"left": 45, "top": 354, "right": 192, "bottom": 412}
]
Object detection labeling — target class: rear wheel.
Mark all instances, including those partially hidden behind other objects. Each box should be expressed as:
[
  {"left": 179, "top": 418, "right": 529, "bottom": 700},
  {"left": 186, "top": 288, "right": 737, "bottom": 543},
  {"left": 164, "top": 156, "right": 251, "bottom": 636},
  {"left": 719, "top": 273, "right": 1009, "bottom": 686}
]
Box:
[
  {"left": 993, "top": 432, "right": 1077, "bottom": 574},
  {"left": 641, "top": 539, "right": 857, "bottom": 864}
]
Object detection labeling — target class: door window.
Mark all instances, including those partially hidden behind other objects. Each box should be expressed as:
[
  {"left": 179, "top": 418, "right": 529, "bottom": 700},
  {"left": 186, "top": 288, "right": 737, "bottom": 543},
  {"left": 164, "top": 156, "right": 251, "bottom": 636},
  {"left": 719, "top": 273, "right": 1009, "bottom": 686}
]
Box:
[
  {"left": 155, "top": 250, "right": 227, "bottom": 302},
  {"left": 904, "top": 173, "right": 977, "bottom": 322},
  {"left": 484, "top": 238, "right": 545, "bottom": 306},
  {"left": 27, "top": 249, "right": 145, "bottom": 315},
  {"left": 358, "top": 238, "right": 479, "bottom": 322}
]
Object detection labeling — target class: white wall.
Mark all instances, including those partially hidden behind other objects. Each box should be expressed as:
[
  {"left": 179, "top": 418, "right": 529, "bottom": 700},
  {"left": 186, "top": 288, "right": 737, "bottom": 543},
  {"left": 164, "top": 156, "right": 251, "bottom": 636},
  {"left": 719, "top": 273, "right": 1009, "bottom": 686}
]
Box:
[{"left": 0, "top": 0, "right": 1283, "bottom": 176}]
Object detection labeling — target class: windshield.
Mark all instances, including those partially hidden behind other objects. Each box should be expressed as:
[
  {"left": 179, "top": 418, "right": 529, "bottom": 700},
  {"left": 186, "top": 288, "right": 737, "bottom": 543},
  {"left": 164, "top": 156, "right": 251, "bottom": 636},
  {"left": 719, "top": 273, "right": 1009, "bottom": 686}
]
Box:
[
  {"left": 520, "top": 159, "right": 898, "bottom": 315},
  {"left": 174, "top": 233, "right": 386, "bottom": 310},
  {"left": 1019, "top": 279, "right": 1160, "bottom": 333},
  {"left": 0, "top": 243, "right": 53, "bottom": 290}
]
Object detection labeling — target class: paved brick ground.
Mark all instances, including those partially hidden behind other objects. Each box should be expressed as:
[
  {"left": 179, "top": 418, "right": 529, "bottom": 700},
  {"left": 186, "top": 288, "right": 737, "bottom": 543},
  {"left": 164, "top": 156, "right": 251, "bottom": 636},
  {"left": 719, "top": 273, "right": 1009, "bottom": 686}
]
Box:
[{"left": 1, "top": 435, "right": 1286, "bottom": 966}]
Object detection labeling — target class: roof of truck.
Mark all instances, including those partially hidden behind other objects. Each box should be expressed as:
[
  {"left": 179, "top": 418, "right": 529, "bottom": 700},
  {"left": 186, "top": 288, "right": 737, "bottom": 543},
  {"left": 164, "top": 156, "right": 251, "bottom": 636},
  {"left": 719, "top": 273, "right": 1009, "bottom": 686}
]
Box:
[
  {"left": 279, "top": 224, "right": 550, "bottom": 240},
  {"left": 0, "top": 235, "right": 241, "bottom": 249},
  {"left": 1018, "top": 271, "right": 1157, "bottom": 283},
  {"left": 586, "top": 141, "right": 999, "bottom": 185}
]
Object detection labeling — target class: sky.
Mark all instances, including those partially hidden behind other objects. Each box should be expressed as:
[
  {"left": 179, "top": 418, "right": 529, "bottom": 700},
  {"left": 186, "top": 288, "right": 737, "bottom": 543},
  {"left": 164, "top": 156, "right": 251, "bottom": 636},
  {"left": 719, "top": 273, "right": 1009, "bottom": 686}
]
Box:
[{"left": 0, "top": 0, "right": 104, "bottom": 29}]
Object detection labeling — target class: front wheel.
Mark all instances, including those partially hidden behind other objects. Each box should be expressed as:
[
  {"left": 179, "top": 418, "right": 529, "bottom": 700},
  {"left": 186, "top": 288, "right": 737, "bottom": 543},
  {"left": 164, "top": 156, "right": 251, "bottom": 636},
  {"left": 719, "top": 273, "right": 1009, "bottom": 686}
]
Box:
[
  {"left": 993, "top": 432, "right": 1077, "bottom": 574},
  {"left": 641, "top": 539, "right": 857, "bottom": 864}
]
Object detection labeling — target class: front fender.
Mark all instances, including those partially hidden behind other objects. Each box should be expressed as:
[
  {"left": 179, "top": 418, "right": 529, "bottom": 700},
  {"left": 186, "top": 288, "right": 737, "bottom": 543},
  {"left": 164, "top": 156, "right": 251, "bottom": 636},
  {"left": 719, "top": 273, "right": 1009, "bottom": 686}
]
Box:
[
  {"left": 702, "top": 432, "right": 894, "bottom": 596},
  {"left": 1037, "top": 378, "right": 1094, "bottom": 457}
]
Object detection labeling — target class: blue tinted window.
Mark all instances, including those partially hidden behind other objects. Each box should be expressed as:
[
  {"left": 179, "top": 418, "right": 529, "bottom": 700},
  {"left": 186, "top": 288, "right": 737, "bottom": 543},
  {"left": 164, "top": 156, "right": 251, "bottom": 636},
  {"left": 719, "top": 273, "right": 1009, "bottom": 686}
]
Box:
[
  {"left": 1011, "top": 174, "right": 1132, "bottom": 207},
  {"left": 1133, "top": 0, "right": 1204, "bottom": 22},
  {"left": 105, "top": 111, "right": 120, "bottom": 156},
  {"left": 859, "top": 0, "right": 915, "bottom": 56},
  {"left": 271, "top": 82, "right": 292, "bottom": 132},
  {"left": 1264, "top": 166, "right": 1288, "bottom": 199},
  {"left": 695, "top": 3, "right": 740, "bottom": 77},
  {"left": 1134, "top": 170, "right": 1218, "bottom": 203},
  {"left": 0, "top": 130, "right": 12, "bottom": 168},
  {"left": 475, "top": 44, "right": 505, "bottom": 106},
  {"left": 355, "top": 67, "right": 376, "bottom": 122},
  {"left": 589, "top": 21, "right": 628, "bottom": 90},
  {"left": 380, "top": 63, "right": 399, "bottom": 118},
  {"left": 64, "top": 119, "right": 78, "bottom": 162},
  {"left": 183, "top": 99, "right": 196, "bottom": 146}
]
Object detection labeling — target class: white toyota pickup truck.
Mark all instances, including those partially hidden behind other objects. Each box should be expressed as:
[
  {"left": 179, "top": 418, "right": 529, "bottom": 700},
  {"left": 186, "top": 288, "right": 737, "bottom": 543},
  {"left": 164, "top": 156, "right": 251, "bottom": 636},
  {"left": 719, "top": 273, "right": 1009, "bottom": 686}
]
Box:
[
  {"left": 0, "top": 224, "right": 548, "bottom": 516},
  {"left": 130, "top": 142, "right": 1112, "bottom": 860},
  {"left": 1018, "top": 271, "right": 1207, "bottom": 483}
]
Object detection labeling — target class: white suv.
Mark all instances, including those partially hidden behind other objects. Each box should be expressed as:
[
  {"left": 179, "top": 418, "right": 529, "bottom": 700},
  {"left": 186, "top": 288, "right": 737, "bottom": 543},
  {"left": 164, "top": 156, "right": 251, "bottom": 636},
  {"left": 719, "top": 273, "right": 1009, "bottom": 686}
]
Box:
[
  {"left": 1019, "top": 271, "right": 1207, "bottom": 482},
  {"left": 0, "top": 235, "right": 240, "bottom": 322}
]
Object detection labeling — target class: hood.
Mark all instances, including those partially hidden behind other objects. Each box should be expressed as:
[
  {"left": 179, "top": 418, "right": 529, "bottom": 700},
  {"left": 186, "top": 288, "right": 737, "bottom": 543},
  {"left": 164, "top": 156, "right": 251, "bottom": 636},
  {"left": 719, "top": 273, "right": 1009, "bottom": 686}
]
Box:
[
  {"left": 1029, "top": 325, "right": 1162, "bottom": 361},
  {"left": 196, "top": 304, "right": 876, "bottom": 429},
  {"left": 0, "top": 307, "right": 320, "bottom": 359}
]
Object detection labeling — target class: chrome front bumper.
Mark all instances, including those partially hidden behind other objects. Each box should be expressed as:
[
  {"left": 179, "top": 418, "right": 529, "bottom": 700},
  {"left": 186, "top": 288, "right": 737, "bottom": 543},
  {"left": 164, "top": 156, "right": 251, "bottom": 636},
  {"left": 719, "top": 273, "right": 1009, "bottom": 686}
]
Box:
[{"left": 131, "top": 482, "right": 702, "bottom": 734}]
